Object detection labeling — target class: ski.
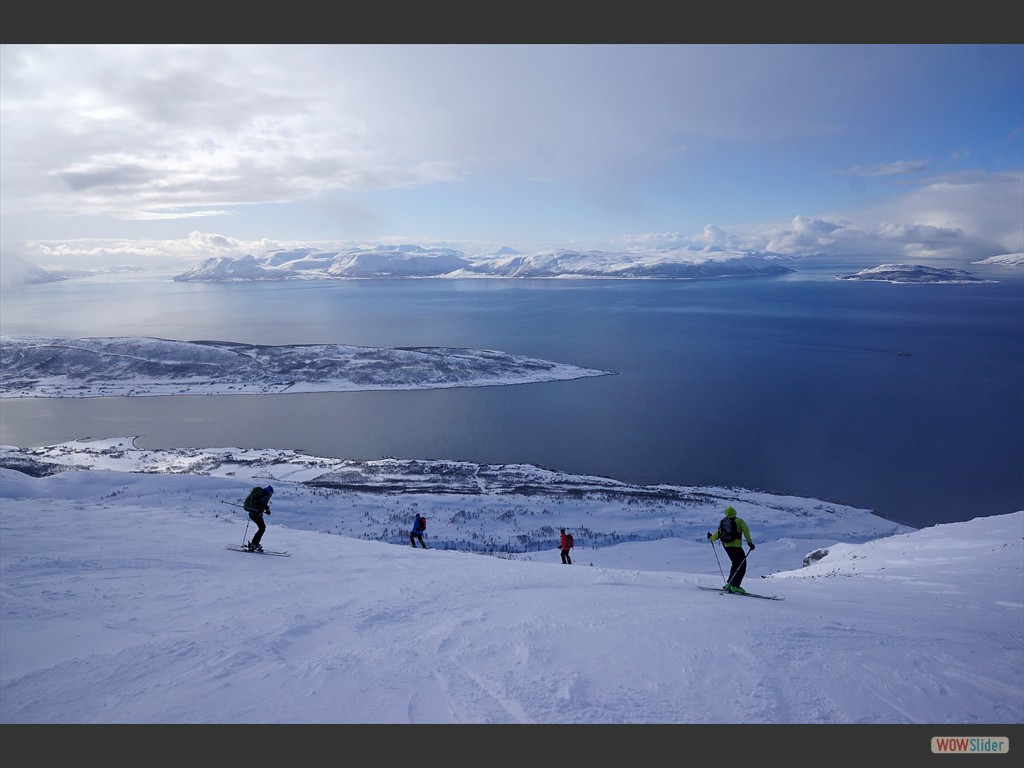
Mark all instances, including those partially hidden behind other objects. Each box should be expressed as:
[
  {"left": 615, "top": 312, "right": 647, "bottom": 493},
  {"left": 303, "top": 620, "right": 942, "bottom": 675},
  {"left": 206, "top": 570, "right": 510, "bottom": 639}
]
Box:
[
  {"left": 697, "top": 585, "right": 783, "bottom": 601},
  {"left": 226, "top": 545, "right": 290, "bottom": 557}
]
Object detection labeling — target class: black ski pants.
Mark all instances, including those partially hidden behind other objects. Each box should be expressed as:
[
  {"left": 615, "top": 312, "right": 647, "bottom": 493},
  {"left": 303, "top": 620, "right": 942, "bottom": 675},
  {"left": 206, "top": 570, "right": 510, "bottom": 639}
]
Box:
[
  {"left": 249, "top": 510, "right": 266, "bottom": 547},
  {"left": 725, "top": 545, "right": 747, "bottom": 587},
  {"left": 560, "top": 548, "right": 572, "bottom": 565},
  {"left": 410, "top": 533, "right": 427, "bottom": 548}
]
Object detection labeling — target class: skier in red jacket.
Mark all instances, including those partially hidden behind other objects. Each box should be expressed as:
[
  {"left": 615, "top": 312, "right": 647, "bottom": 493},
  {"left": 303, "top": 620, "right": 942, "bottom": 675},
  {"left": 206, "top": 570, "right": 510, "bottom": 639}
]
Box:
[{"left": 559, "top": 528, "right": 573, "bottom": 565}]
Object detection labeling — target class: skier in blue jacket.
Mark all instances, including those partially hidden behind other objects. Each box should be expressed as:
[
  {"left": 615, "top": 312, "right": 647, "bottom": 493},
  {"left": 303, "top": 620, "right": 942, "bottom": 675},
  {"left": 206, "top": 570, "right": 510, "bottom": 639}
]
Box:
[{"left": 410, "top": 513, "right": 427, "bottom": 548}]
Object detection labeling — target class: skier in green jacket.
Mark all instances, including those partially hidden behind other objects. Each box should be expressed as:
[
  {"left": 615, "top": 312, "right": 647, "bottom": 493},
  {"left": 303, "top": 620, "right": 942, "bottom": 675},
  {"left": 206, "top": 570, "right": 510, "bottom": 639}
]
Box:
[{"left": 707, "top": 506, "right": 755, "bottom": 593}]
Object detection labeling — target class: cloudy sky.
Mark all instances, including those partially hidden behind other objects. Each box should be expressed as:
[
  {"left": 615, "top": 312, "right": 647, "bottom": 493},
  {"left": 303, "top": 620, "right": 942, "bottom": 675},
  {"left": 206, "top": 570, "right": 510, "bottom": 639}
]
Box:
[{"left": 1, "top": 44, "right": 1022, "bottom": 269}]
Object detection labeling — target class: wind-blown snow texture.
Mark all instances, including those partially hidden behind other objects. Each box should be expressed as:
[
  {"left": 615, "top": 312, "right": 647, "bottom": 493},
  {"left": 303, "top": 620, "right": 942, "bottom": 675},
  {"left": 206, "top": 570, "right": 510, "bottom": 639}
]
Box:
[{"left": 1, "top": 437, "right": 1021, "bottom": 732}]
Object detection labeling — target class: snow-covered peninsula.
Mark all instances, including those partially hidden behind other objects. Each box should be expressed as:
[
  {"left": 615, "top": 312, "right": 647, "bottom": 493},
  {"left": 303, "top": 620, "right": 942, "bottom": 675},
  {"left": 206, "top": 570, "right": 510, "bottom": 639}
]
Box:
[{"left": 0, "top": 336, "right": 613, "bottom": 398}]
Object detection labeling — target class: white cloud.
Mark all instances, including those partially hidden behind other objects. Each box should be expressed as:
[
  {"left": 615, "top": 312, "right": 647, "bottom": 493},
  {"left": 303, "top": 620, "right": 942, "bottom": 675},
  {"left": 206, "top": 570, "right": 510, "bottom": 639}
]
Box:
[
  {"left": 2, "top": 45, "right": 1021, "bottom": 263},
  {"left": 842, "top": 159, "right": 931, "bottom": 177}
]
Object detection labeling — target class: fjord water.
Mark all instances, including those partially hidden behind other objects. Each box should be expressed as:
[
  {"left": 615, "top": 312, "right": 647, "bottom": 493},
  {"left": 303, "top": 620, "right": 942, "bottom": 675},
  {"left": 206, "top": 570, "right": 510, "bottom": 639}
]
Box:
[{"left": 2, "top": 267, "right": 1022, "bottom": 528}]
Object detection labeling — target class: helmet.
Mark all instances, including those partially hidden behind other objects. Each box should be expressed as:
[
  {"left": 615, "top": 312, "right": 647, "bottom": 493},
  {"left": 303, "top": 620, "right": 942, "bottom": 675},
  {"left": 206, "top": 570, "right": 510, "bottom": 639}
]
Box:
[{"left": 265, "top": 485, "right": 274, "bottom": 495}]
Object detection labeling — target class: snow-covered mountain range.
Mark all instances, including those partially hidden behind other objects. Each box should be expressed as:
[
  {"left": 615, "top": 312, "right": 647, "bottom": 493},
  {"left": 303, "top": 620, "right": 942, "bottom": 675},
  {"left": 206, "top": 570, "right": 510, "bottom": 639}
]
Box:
[
  {"left": 171, "top": 244, "right": 797, "bottom": 281},
  {"left": 6, "top": 246, "right": 1019, "bottom": 290},
  {"left": 0, "top": 255, "right": 144, "bottom": 289}
]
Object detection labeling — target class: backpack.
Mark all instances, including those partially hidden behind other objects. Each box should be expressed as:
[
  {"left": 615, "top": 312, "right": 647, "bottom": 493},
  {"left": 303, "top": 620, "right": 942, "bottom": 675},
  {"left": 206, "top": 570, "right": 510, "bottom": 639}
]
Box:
[
  {"left": 243, "top": 486, "right": 262, "bottom": 511},
  {"left": 420, "top": 516, "right": 426, "bottom": 531},
  {"left": 566, "top": 533, "right": 574, "bottom": 549},
  {"left": 718, "top": 516, "right": 739, "bottom": 543}
]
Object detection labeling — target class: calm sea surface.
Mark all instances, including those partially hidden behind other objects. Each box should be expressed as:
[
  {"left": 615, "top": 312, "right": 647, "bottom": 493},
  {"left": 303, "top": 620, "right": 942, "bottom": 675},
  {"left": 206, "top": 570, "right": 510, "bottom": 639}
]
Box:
[{"left": 2, "top": 266, "right": 1022, "bottom": 528}]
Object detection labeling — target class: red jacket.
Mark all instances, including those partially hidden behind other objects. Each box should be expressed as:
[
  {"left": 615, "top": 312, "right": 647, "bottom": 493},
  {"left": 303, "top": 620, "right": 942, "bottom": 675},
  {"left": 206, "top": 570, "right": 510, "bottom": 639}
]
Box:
[{"left": 560, "top": 532, "right": 573, "bottom": 550}]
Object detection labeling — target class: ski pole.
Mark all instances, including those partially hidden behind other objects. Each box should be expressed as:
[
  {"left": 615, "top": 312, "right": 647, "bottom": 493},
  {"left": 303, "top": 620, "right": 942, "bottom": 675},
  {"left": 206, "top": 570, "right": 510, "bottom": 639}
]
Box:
[
  {"left": 237, "top": 503, "right": 252, "bottom": 546},
  {"left": 220, "top": 500, "right": 245, "bottom": 508},
  {"left": 709, "top": 537, "right": 725, "bottom": 582}
]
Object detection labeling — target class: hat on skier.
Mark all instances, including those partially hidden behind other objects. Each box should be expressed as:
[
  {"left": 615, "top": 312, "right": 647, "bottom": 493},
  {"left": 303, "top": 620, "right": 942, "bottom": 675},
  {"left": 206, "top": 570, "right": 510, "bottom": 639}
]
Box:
[
  {"left": 724, "top": 506, "right": 737, "bottom": 517},
  {"left": 265, "top": 485, "right": 274, "bottom": 495}
]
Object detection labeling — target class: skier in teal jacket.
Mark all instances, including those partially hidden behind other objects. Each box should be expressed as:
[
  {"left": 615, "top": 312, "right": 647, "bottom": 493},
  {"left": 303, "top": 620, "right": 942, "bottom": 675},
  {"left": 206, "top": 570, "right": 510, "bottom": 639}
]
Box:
[{"left": 707, "top": 506, "right": 755, "bottom": 593}]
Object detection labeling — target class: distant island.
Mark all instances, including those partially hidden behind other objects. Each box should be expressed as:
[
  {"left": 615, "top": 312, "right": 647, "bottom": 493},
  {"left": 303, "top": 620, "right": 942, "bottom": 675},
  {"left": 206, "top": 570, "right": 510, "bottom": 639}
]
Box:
[
  {"left": 972, "top": 253, "right": 1024, "bottom": 266},
  {"left": 0, "top": 336, "right": 614, "bottom": 398},
  {"left": 171, "top": 244, "right": 796, "bottom": 282},
  {"left": 836, "top": 264, "right": 997, "bottom": 284}
]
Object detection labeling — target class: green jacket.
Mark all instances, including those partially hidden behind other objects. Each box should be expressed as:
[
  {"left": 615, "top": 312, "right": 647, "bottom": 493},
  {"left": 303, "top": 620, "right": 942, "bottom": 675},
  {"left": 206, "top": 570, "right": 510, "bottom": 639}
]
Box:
[{"left": 709, "top": 506, "right": 753, "bottom": 548}]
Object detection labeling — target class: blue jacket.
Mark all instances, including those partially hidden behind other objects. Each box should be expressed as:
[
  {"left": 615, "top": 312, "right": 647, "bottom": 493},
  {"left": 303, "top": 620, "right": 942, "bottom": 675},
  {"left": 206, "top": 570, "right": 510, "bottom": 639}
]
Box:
[{"left": 411, "top": 515, "right": 425, "bottom": 535}]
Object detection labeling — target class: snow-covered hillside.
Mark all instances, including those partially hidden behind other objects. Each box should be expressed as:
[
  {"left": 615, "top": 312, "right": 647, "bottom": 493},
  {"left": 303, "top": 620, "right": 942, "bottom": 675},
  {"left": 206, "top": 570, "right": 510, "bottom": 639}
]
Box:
[
  {"left": 0, "top": 436, "right": 912, "bottom": 559},
  {"left": 1, "top": 437, "right": 1020, "bottom": 733}
]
